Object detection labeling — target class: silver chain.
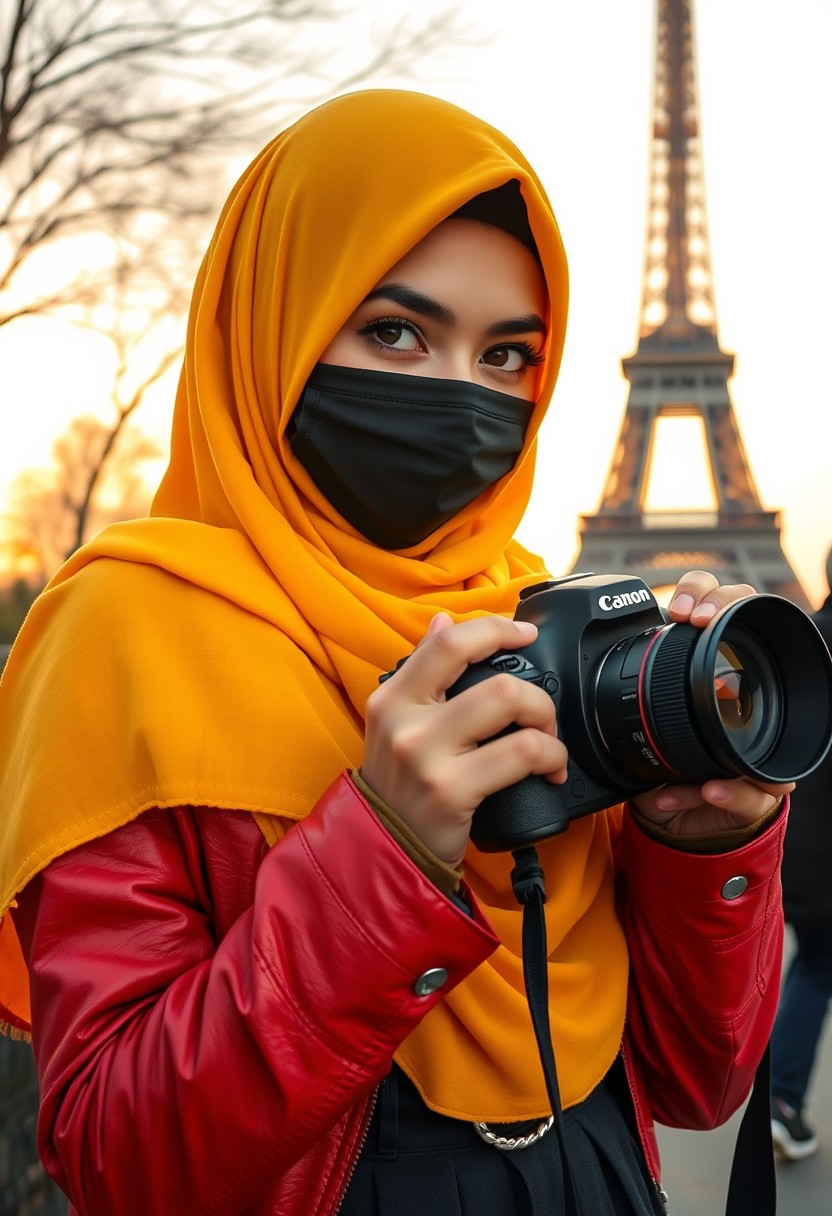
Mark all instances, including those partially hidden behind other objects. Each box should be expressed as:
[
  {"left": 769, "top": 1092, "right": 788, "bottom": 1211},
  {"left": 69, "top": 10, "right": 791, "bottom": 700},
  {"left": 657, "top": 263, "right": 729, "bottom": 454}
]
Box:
[{"left": 472, "top": 1114, "right": 555, "bottom": 1151}]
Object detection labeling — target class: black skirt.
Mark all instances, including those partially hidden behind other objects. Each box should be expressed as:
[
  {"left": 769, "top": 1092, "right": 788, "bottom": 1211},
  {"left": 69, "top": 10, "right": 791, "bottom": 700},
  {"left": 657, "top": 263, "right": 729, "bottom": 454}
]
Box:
[{"left": 339, "top": 1060, "right": 666, "bottom": 1216}]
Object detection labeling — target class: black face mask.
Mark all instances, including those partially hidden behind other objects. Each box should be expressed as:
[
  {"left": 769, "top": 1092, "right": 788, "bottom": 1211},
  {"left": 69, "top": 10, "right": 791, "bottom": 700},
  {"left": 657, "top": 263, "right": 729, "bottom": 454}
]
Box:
[{"left": 287, "top": 363, "right": 534, "bottom": 550}]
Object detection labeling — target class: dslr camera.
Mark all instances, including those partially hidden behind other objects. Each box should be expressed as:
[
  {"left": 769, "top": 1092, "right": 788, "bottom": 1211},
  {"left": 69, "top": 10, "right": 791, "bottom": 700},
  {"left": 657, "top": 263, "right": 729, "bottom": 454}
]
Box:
[{"left": 445, "top": 573, "right": 832, "bottom": 852}]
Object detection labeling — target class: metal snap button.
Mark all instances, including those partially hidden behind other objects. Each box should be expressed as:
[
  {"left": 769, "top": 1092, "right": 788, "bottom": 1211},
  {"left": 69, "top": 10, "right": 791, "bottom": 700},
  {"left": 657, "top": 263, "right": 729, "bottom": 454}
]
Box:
[
  {"left": 413, "top": 967, "right": 448, "bottom": 996},
  {"left": 721, "top": 875, "right": 748, "bottom": 900}
]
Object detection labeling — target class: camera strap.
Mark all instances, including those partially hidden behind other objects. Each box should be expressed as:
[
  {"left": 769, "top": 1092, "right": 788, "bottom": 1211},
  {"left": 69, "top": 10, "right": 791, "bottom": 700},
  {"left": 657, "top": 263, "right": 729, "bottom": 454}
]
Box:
[
  {"left": 510, "top": 847, "right": 581, "bottom": 1216},
  {"left": 510, "top": 845, "right": 777, "bottom": 1216},
  {"left": 726, "top": 1044, "right": 776, "bottom": 1215}
]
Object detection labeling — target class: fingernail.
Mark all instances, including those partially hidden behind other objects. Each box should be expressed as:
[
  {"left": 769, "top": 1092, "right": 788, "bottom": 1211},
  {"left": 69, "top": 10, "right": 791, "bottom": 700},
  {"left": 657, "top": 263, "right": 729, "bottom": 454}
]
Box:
[
  {"left": 656, "top": 793, "right": 680, "bottom": 810},
  {"left": 671, "top": 594, "right": 694, "bottom": 615},
  {"left": 709, "top": 784, "right": 730, "bottom": 802},
  {"left": 426, "top": 612, "right": 451, "bottom": 635},
  {"left": 693, "top": 602, "right": 717, "bottom": 621},
  {"left": 547, "top": 768, "right": 568, "bottom": 785},
  {"left": 515, "top": 620, "right": 538, "bottom": 637}
]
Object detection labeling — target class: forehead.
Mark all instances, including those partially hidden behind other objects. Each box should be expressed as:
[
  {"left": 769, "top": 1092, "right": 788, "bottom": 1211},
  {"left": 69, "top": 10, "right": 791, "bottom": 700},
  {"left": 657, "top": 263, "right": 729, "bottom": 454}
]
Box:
[{"left": 372, "top": 219, "right": 547, "bottom": 319}]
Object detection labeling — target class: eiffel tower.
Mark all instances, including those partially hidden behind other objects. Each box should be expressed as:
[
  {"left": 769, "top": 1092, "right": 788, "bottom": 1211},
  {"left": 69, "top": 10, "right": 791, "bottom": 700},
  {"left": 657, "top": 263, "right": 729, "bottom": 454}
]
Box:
[{"left": 570, "top": 0, "right": 809, "bottom": 610}]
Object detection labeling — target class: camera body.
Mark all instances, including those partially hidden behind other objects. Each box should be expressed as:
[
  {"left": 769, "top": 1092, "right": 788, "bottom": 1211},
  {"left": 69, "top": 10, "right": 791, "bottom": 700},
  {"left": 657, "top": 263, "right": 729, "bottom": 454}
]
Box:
[
  {"left": 447, "top": 573, "right": 671, "bottom": 851},
  {"left": 380, "top": 570, "right": 831, "bottom": 854}
]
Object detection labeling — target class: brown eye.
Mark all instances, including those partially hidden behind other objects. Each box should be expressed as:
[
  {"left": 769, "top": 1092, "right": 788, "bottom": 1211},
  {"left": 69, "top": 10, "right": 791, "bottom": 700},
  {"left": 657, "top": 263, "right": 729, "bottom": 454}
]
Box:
[
  {"left": 360, "top": 319, "right": 423, "bottom": 352},
  {"left": 376, "top": 324, "right": 405, "bottom": 346},
  {"left": 482, "top": 346, "right": 524, "bottom": 371}
]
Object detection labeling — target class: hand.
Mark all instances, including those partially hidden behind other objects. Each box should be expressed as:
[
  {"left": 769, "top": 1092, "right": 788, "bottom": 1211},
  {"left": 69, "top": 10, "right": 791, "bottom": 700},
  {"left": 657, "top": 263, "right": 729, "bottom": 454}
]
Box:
[
  {"left": 633, "top": 777, "right": 792, "bottom": 837},
  {"left": 361, "top": 613, "right": 569, "bottom": 866},
  {"left": 665, "top": 567, "right": 757, "bottom": 628},
  {"left": 633, "top": 570, "right": 793, "bottom": 834}
]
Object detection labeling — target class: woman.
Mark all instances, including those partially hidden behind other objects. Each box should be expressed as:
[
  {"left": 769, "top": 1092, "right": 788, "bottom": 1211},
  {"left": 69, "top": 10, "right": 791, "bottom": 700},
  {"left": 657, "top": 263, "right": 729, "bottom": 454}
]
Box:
[{"left": 0, "top": 90, "right": 788, "bottom": 1215}]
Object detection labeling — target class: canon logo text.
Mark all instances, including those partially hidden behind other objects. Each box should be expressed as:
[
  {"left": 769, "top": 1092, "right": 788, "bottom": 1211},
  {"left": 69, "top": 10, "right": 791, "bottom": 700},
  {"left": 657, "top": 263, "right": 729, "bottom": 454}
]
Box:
[{"left": 598, "top": 589, "right": 653, "bottom": 611}]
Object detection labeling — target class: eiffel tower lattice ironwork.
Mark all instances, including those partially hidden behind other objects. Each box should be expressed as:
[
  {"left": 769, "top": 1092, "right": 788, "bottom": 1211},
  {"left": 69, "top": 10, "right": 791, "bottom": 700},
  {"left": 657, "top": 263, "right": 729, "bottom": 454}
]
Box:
[{"left": 570, "top": 0, "right": 808, "bottom": 609}]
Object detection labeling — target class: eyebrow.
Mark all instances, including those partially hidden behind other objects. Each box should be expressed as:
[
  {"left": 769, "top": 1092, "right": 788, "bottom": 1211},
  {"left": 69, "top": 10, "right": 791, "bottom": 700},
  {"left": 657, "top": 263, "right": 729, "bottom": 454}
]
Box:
[
  {"left": 484, "top": 314, "right": 547, "bottom": 339},
  {"left": 364, "top": 284, "right": 455, "bottom": 325},
  {"left": 363, "top": 283, "right": 547, "bottom": 341}
]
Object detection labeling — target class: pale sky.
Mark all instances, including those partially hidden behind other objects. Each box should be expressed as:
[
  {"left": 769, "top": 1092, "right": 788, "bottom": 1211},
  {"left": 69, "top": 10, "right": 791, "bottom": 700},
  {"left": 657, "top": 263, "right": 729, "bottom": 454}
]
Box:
[{"left": 2, "top": 0, "right": 831, "bottom": 604}]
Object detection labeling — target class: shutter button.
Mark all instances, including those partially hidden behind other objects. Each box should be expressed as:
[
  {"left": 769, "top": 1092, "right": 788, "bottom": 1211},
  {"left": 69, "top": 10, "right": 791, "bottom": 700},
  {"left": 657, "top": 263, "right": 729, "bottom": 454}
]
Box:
[
  {"left": 413, "top": 968, "right": 448, "bottom": 996},
  {"left": 721, "top": 876, "right": 748, "bottom": 900}
]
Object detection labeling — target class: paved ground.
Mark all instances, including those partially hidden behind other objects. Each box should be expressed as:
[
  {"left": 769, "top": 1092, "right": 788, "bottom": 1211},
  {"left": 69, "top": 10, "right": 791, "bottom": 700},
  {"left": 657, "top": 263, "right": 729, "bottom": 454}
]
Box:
[{"left": 656, "top": 929, "right": 832, "bottom": 1215}]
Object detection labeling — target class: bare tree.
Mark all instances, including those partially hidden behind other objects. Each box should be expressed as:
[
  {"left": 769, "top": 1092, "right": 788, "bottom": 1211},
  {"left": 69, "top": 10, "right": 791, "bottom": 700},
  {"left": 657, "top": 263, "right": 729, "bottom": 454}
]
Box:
[
  {"left": 2, "top": 468, "right": 67, "bottom": 583},
  {"left": 0, "top": 0, "right": 470, "bottom": 561},
  {"left": 0, "top": 0, "right": 468, "bottom": 328},
  {"left": 3, "top": 415, "right": 162, "bottom": 579},
  {"left": 61, "top": 237, "right": 190, "bottom": 555}
]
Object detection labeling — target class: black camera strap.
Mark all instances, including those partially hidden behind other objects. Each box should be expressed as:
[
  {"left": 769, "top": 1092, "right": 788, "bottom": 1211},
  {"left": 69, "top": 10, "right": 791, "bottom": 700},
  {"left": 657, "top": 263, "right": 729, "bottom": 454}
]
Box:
[
  {"left": 726, "top": 1043, "right": 776, "bottom": 1215},
  {"left": 510, "top": 845, "right": 777, "bottom": 1216},
  {"left": 510, "top": 847, "right": 581, "bottom": 1216}
]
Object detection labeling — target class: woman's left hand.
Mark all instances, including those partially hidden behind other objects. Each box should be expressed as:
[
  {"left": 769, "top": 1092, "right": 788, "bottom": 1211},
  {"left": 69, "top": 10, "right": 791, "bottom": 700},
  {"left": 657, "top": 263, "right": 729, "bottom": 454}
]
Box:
[{"left": 631, "top": 570, "right": 794, "bottom": 835}]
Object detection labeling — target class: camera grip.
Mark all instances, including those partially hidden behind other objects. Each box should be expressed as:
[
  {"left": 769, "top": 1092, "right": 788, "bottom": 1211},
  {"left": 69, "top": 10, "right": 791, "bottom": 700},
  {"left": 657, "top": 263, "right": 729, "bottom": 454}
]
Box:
[
  {"left": 470, "top": 774, "right": 572, "bottom": 852},
  {"left": 446, "top": 652, "right": 571, "bottom": 852}
]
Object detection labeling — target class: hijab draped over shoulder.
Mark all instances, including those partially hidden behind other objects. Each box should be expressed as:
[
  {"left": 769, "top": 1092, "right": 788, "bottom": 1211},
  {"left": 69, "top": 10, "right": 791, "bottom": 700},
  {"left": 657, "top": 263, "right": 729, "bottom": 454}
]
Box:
[{"left": 0, "top": 90, "right": 627, "bottom": 1120}]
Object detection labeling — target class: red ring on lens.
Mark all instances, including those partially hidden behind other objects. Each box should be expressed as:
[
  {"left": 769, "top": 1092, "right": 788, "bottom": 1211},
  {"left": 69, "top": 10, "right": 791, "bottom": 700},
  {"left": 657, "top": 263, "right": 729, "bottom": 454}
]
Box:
[{"left": 636, "top": 626, "right": 684, "bottom": 778}]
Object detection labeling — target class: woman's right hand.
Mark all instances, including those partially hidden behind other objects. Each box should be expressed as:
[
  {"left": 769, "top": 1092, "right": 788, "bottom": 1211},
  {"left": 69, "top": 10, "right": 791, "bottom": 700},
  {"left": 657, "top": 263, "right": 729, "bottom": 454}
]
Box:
[{"left": 361, "top": 613, "right": 569, "bottom": 866}]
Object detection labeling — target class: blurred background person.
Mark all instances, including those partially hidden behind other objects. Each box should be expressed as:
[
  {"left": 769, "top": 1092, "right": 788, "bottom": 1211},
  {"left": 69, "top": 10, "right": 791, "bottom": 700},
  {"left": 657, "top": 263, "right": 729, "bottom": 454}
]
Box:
[{"left": 770, "top": 545, "right": 832, "bottom": 1159}]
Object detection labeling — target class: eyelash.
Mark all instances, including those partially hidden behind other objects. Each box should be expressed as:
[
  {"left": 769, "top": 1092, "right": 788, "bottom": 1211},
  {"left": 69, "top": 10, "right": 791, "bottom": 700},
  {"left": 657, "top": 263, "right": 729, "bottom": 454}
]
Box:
[
  {"left": 508, "top": 343, "right": 545, "bottom": 369},
  {"left": 357, "top": 317, "right": 545, "bottom": 376},
  {"left": 358, "top": 316, "right": 424, "bottom": 352}
]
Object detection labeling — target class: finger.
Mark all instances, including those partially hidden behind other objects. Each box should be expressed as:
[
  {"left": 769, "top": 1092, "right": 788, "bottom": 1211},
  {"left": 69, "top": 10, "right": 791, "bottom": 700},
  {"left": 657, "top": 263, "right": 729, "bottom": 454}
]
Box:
[
  {"left": 699, "top": 777, "right": 794, "bottom": 817},
  {"left": 378, "top": 612, "right": 453, "bottom": 687},
  {"left": 455, "top": 728, "right": 569, "bottom": 803},
  {"left": 667, "top": 571, "right": 720, "bottom": 622},
  {"left": 668, "top": 571, "right": 757, "bottom": 626},
  {"left": 648, "top": 777, "right": 792, "bottom": 815},
  {"left": 414, "top": 611, "right": 453, "bottom": 648},
  {"left": 391, "top": 615, "right": 538, "bottom": 702},
  {"left": 440, "top": 672, "right": 558, "bottom": 747},
  {"left": 688, "top": 583, "right": 758, "bottom": 627},
  {"left": 636, "top": 782, "right": 705, "bottom": 824}
]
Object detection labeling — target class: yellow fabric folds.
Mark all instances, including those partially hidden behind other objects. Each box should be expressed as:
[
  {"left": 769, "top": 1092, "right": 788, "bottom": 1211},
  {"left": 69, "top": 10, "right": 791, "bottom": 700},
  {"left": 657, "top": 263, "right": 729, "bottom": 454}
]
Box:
[{"left": 0, "top": 89, "right": 627, "bottom": 1116}]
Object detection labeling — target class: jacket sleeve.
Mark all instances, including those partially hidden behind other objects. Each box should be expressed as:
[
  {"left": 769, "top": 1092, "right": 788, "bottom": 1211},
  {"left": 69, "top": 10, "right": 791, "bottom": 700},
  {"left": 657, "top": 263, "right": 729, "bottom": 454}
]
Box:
[
  {"left": 12, "top": 774, "right": 497, "bottom": 1215},
  {"left": 616, "top": 806, "right": 786, "bottom": 1129}
]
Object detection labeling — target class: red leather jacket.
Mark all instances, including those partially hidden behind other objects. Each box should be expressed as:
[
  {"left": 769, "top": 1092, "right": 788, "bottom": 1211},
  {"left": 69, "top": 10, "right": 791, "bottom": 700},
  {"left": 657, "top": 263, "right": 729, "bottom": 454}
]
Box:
[{"left": 12, "top": 775, "right": 785, "bottom": 1216}]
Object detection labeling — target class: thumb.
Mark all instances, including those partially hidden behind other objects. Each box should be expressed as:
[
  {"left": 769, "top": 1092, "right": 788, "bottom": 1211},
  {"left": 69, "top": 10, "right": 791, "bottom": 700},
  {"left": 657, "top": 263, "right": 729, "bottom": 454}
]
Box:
[
  {"left": 413, "top": 611, "right": 453, "bottom": 650},
  {"left": 426, "top": 611, "right": 453, "bottom": 637}
]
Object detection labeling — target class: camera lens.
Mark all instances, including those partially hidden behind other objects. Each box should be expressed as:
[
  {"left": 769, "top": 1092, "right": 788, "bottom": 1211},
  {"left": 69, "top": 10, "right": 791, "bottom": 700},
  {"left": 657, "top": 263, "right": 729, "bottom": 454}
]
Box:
[
  {"left": 594, "top": 595, "right": 832, "bottom": 785},
  {"left": 709, "top": 631, "right": 780, "bottom": 765}
]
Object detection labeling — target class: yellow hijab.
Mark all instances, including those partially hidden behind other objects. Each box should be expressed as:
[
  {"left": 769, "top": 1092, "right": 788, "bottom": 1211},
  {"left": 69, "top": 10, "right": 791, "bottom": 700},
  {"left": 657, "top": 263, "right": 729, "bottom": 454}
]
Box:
[{"left": 0, "top": 89, "right": 627, "bottom": 1118}]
